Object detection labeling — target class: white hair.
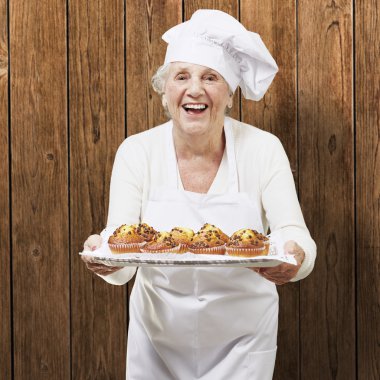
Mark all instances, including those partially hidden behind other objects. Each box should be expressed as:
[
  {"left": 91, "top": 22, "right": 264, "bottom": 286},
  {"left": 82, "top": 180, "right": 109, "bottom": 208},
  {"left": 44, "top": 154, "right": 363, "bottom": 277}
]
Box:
[
  {"left": 151, "top": 64, "right": 170, "bottom": 95},
  {"left": 151, "top": 63, "right": 234, "bottom": 115}
]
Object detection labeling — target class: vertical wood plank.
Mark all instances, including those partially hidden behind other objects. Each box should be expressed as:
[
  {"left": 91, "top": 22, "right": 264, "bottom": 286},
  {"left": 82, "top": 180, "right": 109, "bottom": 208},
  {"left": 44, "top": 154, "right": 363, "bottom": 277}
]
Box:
[
  {"left": 184, "top": 1, "right": 240, "bottom": 120},
  {"left": 125, "top": 1, "right": 182, "bottom": 301},
  {"left": 240, "top": 2, "right": 299, "bottom": 378},
  {"left": 10, "top": 0, "right": 70, "bottom": 378},
  {"left": 126, "top": 0, "right": 182, "bottom": 136},
  {"left": 298, "top": 1, "right": 354, "bottom": 378},
  {"left": 241, "top": 1, "right": 297, "bottom": 161},
  {"left": 356, "top": 0, "right": 380, "bottom": 379},
  {"left": 0, "top": 0, "right": 11, "bottom": 378},
  {"left": 69, "top": 0, "right": 127, "bottom": 378}
]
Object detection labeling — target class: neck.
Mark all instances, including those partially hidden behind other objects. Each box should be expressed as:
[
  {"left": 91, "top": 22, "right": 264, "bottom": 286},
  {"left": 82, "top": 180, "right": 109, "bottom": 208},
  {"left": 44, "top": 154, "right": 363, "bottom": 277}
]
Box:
[{"left": 172, "top": 124, "right": 225, "bottom": 159}]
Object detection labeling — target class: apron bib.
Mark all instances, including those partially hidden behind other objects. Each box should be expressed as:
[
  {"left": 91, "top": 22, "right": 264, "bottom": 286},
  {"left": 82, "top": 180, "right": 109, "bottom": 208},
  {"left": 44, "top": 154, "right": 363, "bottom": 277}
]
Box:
[{"left": 127, "top": 118, "right": 278, "bottom": 380}]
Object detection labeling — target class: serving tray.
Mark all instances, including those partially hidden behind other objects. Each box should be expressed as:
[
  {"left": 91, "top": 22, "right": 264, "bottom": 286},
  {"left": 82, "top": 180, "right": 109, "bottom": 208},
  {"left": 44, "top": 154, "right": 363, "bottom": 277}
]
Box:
[{"left": 80, "top": 237, "right": 297, "bottom": 268}]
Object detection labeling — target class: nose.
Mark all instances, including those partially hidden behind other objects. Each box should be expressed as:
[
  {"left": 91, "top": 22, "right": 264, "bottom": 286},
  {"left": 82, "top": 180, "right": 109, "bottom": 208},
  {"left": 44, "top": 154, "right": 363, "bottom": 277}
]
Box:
[{"left": 187, "top": 78, "right": 204, "bottom": 97}]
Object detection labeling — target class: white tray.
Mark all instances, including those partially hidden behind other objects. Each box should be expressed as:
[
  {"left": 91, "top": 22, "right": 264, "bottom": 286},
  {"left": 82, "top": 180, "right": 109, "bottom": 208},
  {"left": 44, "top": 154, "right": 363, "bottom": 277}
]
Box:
[
  {"left": 80, "top": 251, "right": 296, "bottom": 268},
  {"left": 80, "top": 228, "right": 296, "bottom": 268}
]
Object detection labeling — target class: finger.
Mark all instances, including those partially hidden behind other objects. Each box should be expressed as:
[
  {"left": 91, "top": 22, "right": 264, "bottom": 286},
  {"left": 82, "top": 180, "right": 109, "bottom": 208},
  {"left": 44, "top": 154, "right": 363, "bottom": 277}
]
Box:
[
  {"left": 284, "top": 242, "right": 305, "bottom": 264},
  {"left": 83, "top": 258, "right": 119, "bottom": 270},
  {"left": 81, "top": 255, "right": 94, "bottom": 264},
  {"left": 86, "top": 263, "right": 121, "bottom": 275},
  {"left": 253, "top": 264, "right": 298, "bottom": 284},
  {"left": 261, "top": 273, "right": 291, "bottom": 285},
  {"left": 250, "top": 267, "right": 261, "bottom": 273},
  {"left": 83, "top": 243, "right": 91, "bottom": 251},
  {"left": 260, "top": 265, "right": 286, "bottom": 275},
  {"left": 263, "top": 262, "right": 300, "bottom": 274},
  {"left": 84, "top": 234, "right": 102, "bottom": 251},
  {"left": 89, "top": 263, "right": 120, "bottom": 271},
  {"left": 83, "top": 243, "right": 99, "bottom": 252},
  {"left": 259, "top": 268, "right": 295, "bottom": 283},
  {"left": 283, "top": 240, "right": 296, "bottom": 252}
]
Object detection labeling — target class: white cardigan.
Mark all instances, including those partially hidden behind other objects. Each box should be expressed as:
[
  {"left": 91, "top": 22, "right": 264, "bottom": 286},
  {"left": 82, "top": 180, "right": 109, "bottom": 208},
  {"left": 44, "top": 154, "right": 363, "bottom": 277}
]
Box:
[{"left": 99, "top": 118, "right": 316, "bottom": 284}]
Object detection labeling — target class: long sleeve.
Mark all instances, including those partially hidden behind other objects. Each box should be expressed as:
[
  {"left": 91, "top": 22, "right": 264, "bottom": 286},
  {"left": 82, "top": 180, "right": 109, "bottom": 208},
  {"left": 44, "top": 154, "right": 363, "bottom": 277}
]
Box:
[
  {"left": 260, "top": 136, "right": 316, "bottom": 281},
  {"left": 96, "top": 136, "right": 147, "bottom": 285},
  {"left": 107, "top": 137, "right": 146, "bottom": 227}
]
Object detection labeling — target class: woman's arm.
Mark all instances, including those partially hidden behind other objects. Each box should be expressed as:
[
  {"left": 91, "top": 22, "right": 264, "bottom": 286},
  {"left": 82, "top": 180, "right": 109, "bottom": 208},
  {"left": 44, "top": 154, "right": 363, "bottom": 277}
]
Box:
[
  {"left": 91, "top": 136, "right": 146, "bottom": 285},
  {"left": 260, "top": 136, "right": 316, "bottom": 282}
]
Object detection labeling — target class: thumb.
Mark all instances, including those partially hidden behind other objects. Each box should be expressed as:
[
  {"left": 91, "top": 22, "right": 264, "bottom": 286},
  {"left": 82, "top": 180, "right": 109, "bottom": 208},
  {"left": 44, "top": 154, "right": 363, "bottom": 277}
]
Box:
[
  {"left": 84, "top": 234, "right": 102, "bottom": 251},
  {"left": 284, "top": 241, "right": 304, "bottom": 265}
]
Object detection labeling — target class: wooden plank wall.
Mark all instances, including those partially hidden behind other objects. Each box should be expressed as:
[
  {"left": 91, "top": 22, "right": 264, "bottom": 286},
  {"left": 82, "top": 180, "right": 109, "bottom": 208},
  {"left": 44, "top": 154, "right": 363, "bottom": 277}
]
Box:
[
  {"left": 69, "top": 1, "right": 127, "bottom": 379},
  {"left": 299, "top": 1, "right": 355, "bottom": 378},
  {"left": 356, "top": 1, "right": 380, "bottom": 379},
  {"left": 0, "top": 0, "right": 11, "bottom": 379},
  {"left": 10, "top": 1, "right": 70, "bottom": 379},
  {"left": 0, "top": 1, "right": 378, "bottom": 379}
]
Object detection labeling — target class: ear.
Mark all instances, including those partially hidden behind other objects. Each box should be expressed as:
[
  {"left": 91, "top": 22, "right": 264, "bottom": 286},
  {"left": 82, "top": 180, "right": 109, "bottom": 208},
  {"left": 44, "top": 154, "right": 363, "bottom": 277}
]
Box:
[
  {"left": 162, "top": 95, "right": 167, "bottom": 108},
  {"left": 227, "top": 91, "right": 234, "bottom": 108}
]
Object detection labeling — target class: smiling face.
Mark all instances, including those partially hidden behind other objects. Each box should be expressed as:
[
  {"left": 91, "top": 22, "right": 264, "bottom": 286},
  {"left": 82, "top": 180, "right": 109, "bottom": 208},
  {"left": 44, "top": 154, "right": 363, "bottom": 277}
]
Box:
[{"left": 163, "top": 62, "right": 232, "bottom": 138}]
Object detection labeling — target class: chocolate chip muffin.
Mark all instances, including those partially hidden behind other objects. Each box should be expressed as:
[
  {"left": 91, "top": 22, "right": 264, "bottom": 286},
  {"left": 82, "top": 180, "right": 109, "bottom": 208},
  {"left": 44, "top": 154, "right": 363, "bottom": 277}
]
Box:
[
  {"left": 140, "top": 232, "right": 182, "bottom": 253},
  {"left": 188, "top": 224, "right": 227, "bottom": 255},
  {"left": 108, "top": 224, "right": 146, "bottom": 254},
  {"left": 226, "top": 229, "right": 267, "bottom": 257}
]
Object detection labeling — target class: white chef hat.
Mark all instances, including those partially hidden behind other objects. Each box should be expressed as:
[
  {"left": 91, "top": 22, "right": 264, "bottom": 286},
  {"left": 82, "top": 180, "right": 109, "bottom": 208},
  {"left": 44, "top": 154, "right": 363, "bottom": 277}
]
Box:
[{"left": 162, "top": 9, "right": 278, "bottom": 101}]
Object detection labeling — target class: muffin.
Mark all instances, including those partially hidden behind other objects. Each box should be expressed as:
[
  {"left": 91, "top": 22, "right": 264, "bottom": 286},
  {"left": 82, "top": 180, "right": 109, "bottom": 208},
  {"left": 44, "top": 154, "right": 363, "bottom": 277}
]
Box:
[
  {"left": 198, "top": 223, "right": 229, "bottom": 243},
  {"left": 108, "top": 224, "right": 146, "bottom": 254},
  {"left": 188, "top": 225, "right": 227, "bottom": 255},
  {"left": 140, "top": 232, "right": 182, "bottom": 253},
  {"left": 226, "top": 229, "right": 267, "bottom": 257},
  {"left": 255, "top": 231, "right": 270, "bottom": 255},
  {"left": 134, "top": 222, "right": 157, "bottom": 242},
  {"left": 170, "top": 227, "right": 194, "bottom": 252}
]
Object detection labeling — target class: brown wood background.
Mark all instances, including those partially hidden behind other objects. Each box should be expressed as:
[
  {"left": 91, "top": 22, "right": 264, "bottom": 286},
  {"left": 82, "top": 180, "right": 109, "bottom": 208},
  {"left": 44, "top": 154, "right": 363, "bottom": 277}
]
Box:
[{"left": 0, "top": 0, "right": 378, "bottom": 379}]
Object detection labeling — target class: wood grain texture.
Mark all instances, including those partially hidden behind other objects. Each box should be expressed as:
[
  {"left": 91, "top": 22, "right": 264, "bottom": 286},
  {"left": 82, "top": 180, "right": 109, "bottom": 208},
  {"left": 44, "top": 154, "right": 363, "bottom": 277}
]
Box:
[
  {"left": 69, "top": 0, "right": 127, "bottom": 378},
  {"left": 298, "top": 1, "right": 355, "bottom": 378},
  {"left": 125, "top": 0, "right": 182, "bottom": 305},
  {"left": 241, "top": 0, "right": 297, "bottom": 166},
  {"left": 240, "top": 2, "right": 299, "bottom": 378},
  {"left": 0, "top": 0, "right": 11, "bottom": 378},
  {"left": 126, "top": 0, "right": 182, "bottom": 136},
  {"left": 184, "top": 0, "right": 240, "bottom": 120},
  {"left": 2, "top": 1, "right": 379, "bottom": 379},
  {"left": 10, "top": 0, "right": 69, "bottom": 379},
  {"left": 355, "top": 0, "right": 380, "bottom": 379}
]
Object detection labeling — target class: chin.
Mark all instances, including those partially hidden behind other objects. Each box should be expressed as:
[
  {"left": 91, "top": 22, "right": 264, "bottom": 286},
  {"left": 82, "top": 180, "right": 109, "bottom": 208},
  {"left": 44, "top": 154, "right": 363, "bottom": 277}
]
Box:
[
  {"left": 180, "top": 122, "right": 210, "bottom": 136},
  {"left": 173, "top": 117, "right": 209, "bottom": 135}
]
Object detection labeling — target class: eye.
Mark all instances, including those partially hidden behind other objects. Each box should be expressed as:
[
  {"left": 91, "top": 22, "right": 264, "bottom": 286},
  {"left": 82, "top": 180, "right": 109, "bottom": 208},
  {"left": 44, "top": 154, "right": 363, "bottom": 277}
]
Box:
[
  {"left": 204, "top": 74, "right": 217, "bottom": 81},
  {"left": 175, "top": 73, "right": 188, "bottom": 80}
]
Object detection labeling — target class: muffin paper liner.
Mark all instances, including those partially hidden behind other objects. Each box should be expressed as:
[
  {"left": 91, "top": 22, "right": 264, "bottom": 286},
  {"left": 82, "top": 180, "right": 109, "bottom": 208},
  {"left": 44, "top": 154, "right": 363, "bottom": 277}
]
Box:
[
  {"left": 189, "top": 245, "right": 226, "bottom": 255},
  {"left": 263, "top": 242, "right": 270, "bottom": 255},
  {"left": 108, "top": 242, "right": 145, "bottom": 254},
  {"left": 140, "top": 244, "right": 182, "bottom": 254},
  {"left": 226, "top": 246, "right": 267, "bottom": 257}
]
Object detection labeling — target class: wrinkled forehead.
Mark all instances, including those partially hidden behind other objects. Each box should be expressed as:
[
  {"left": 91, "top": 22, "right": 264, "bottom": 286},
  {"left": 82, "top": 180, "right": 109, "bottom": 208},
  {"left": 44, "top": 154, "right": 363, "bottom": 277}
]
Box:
[
  {"left": 168, "top": 62, "right": 224, "bottom": 77},
  {"left": 166, "top": 62, "right": 232, "bottom": 93}
]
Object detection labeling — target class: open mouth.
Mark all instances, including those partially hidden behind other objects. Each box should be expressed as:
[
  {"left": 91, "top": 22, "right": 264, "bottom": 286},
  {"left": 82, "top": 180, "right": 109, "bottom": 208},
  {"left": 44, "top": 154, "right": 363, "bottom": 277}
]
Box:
[{"left": 182, "top": 103, "right": 208, "bottom": 115}]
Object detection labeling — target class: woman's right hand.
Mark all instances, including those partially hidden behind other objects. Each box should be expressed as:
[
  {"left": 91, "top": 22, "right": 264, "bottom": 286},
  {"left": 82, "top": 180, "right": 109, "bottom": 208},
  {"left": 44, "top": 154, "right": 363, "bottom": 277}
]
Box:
[{"left": 81, "top": 234, "right": 122, "bottom": 276}]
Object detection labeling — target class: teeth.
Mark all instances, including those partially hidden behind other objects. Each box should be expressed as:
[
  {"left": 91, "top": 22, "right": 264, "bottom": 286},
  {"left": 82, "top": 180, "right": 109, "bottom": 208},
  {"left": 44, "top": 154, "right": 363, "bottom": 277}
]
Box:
[{"left": 184, "top": 104, "right": 207, "bottom": 109}]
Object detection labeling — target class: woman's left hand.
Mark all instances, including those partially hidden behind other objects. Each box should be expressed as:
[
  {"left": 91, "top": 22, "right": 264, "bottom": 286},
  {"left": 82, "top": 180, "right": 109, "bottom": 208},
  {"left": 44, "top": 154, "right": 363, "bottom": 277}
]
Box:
[{"left": 250, "top": 240, "right": 305, "bottom": 285}]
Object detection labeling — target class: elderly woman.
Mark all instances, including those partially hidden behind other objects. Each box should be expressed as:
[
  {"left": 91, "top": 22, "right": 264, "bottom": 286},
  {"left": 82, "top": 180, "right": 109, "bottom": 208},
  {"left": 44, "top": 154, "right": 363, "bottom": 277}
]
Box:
[{"left": 82, "top": 9, "right": 316, "bottom": 380}]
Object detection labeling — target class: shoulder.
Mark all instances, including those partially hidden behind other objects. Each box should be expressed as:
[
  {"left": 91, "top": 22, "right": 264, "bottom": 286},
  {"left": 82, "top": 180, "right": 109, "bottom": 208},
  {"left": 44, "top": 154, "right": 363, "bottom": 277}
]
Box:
[
  {"left": 116, "top": 120, "right": 170, "bottom": 157},
  {"left": 228, "top": 117, "right": 284, "bottom": 154}
]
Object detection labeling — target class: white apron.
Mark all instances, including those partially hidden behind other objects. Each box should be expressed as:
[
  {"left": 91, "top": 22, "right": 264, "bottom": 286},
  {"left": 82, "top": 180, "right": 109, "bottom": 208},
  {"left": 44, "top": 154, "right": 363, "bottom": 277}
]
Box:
[{"left": 127, "top": 118, "right": 278, "bottom": 380}]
